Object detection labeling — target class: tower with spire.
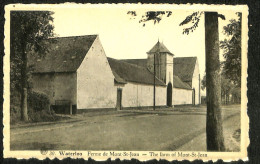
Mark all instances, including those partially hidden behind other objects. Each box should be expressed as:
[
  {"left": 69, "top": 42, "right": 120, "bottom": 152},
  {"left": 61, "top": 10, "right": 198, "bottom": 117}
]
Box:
[{"left": 147, "top": 41, "right": 174, "bottom": 85}]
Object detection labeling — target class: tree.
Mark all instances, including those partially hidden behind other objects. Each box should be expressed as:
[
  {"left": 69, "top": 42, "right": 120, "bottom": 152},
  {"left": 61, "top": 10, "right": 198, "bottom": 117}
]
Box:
[
  {"left": 128, "top": 11, "right": 225, "bottom": 151},
  {"left": 204, "top": 12, "right": 225, "bottom": 151},
  {"left": 221, "top": 75, "right": 235, "bottom": 104},
  {"left": 10, "top": 11, "right": 55, "bottom": 121},
  {"left": 202, "top": 73, "right": 235, "bottom": 105},
  {"left": 201, "top": 73, "right": 206, "bottom": 90},
  {"left": 220, "top": 13, "right": 241, "bottom": 87}
]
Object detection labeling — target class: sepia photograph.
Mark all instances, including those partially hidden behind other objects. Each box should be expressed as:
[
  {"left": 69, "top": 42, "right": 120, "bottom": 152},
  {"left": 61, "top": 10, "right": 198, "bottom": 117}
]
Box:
[{"left": 3, "top": 4, "right": 248, "bottom": 160}]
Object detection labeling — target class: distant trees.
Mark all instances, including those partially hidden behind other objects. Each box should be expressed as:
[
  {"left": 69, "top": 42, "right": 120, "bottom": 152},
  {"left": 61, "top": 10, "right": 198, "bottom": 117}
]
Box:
[
  {"left": 220, "top": 13, "right": 242, "bottom": 104},
  {"left": 201, "top": 73, "right": 206, "bottom": 91},
  {"left": 201, "top": 73, "right": 240, "bottom": 104},
  {"left": 221, "top": 75, "right": 235, "bottom": 104},
  {"left": 10, "top": 11, "right": 55, "bottom": 121},
  {"left": 220, "top": 13, "right": 241, "bottom": 87}
]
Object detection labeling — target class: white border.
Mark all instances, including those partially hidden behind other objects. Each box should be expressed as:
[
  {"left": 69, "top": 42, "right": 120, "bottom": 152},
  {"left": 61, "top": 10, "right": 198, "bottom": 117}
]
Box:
[{"left": 3, "top": 4, "right": 249, "bottom": 161}]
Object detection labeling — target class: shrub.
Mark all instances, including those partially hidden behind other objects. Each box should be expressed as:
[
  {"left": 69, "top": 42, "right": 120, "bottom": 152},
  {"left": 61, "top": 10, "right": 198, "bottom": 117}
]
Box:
[
  {"left": 28, "top": 91, "right": 50, "bottom": 112},
  {"left": 29, "top": 109, "right": 60, "bottom": 122},
  {"left": 10, "top": 91, "right": 21, "bottom": 124},
  {"left": 10, "top": 91, "right": 64, "bottom": 124},
  {"left": 10, "top": 105, "right": 21, "bottom": 124}
]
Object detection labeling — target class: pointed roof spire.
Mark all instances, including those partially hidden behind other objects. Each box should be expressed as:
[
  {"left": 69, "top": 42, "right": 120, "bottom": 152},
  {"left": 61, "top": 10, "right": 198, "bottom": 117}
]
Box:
[{"left": 147, "top": 41, "right": 174, "bottom": 56}]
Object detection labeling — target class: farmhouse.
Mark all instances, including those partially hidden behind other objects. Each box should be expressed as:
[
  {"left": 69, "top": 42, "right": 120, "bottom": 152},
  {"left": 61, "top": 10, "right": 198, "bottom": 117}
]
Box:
[{"left": 30, "top": 35, "right": 201, "bottom": 113}]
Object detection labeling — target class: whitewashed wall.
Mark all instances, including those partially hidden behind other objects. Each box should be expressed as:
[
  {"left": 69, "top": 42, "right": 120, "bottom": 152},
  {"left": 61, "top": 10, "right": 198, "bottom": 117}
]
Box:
[
  {"left": 122, "top": 82, "right": 166, "bottom": 107},
  {"left": 192, "top": 59, "right": 201, "bottom": 105},
  {"left": 173, "top": 88, "right": 193, "bottom": 105},
  {"left": 166, "top": 54, "right": 174, "bottom": 85},
  {"left": 77, "top": 36, "right": 117, "bottom": 109}
]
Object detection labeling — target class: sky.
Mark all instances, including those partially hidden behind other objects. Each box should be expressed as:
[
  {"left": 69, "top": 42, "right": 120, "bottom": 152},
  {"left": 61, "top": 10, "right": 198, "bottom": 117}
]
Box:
[{"left": 52, "top": 7, "right": 239, "bottom": 80}]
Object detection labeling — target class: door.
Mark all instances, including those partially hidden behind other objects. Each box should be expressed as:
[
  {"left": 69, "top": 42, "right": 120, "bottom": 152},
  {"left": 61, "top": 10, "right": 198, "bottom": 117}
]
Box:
[
  {"left": 116, "top": 88, "right": 122, "bottom": 110},
  {"left": 192, "top": 88, "right": 195, "bottom": 105},
  {"left": 167, "top": 82, "right": 172, "bottom": 107}
]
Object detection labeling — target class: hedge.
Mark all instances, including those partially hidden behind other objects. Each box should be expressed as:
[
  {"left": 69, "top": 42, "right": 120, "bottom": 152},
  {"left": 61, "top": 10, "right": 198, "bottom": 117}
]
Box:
[{"left": 28, "top": 91, "right": 50, "bottom": 112}]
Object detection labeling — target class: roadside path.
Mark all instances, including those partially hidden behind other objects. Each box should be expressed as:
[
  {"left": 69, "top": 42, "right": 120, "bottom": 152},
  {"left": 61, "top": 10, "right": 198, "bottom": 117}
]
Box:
[
  {"left": 11, "top": 109, "right": 206, "bottom": 135},
  {"left": 178, "top": 114, "right": 241, "bottom": 151},
  {"left": 10, "top": 105, "right": 241, "bottom": 151}
]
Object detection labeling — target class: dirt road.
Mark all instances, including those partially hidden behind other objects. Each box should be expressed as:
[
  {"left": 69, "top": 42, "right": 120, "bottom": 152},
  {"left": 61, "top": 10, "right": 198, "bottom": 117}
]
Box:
[{"left": 10, "top": 105, "right": 241, "bottom": 151}]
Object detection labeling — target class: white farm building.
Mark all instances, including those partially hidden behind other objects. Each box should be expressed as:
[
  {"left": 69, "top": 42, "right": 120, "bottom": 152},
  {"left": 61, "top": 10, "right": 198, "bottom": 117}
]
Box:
[{"left": 30, "top": 35, "right": 201, "bottom": 113}]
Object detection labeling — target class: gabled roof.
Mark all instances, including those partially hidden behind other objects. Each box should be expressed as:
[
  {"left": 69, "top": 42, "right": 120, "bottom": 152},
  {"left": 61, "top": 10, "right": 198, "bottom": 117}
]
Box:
[
  {"left": 107, "top": 58, "right": 165, "bottom": 86},
  {"left": 29, "top": 35, "right": 97, "bottom": 73},
  {"left": 174, "top": 57, "right": 197, "bottom": 82},
  {"left": 173, "top": 76, "right": 192, "bottom": 90},
  {"left": 119, "top": 58, "right": 192, "bottom": 89},
  {"left": 147, "top": 41, "right": 174, "bottom": 56},
  {"left": 29, "top": 35, "right": 195, "bottom": 89},
  {"left": 120, "top": 59, "right": 147, "bottom": 68}
]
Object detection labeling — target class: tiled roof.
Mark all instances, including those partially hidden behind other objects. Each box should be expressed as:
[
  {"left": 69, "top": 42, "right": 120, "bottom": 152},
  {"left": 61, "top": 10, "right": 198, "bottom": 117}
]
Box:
[
  {"left": 122, "top": 58, "right": 194, "bottom": 90},
  {"left": 147, "top": 41, "right": 174, "bottom": 56},
  {"left": 29, "top": 35, "right": 97, "bottom": 73},
  {"left": 174, "top": 57, "right": 197, "bottom": 82},
  {"left": 29, "top": 35, "right": 195, "bottom": 89},
  {"left": 120, "top": 59, "right": 147, "bottom": 68},
  {"left": 107, "top": 58, "right": 166, "bottom": 86},
  {"left": 173, "top": 76, "right": 192, "bottom": 90}
]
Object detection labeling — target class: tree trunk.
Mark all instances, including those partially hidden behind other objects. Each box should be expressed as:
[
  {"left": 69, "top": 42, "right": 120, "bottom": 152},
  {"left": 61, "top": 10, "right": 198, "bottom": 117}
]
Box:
[
  {"left": 226, "top": 94, "right": 228, "bottom": 104},
  {"left": 21, "top": 88, "right": 28, "bottom": 121},
  {"left": 223, "top": 92, "right": 225, "bottom": 105},
  {"left": 20, "top": 48, "right": 29, "bottom": 121},
  {"left": 222, "top": 91, "right": 224, "bottom": 105},
  {"left": 225, "top": 92, "right": 227, "bottom": 105},
  {"left": 205, "top": 12, "right": 225, "bottom": 151}
]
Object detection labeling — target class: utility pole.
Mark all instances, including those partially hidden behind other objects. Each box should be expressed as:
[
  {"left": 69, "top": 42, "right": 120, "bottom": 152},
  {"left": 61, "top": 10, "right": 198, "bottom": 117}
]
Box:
[
  {"left": 153, "top": 40, "right": 160, "bottom": 111},
  {"left": 153, "top": 50, "right": 156, "bottom": 110}
]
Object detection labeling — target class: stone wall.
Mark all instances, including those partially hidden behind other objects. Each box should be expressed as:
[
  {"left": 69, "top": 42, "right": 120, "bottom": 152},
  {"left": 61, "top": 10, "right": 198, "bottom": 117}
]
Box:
[{"left": 32, "top": 72, "right": 77, "bottom": 105}]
